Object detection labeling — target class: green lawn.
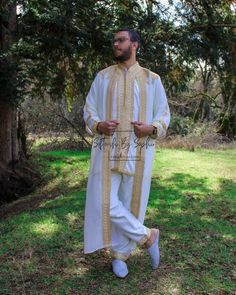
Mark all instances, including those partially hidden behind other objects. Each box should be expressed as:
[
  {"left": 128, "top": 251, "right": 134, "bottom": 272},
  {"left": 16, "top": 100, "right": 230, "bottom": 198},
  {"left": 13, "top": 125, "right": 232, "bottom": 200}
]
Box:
[{"left": 0, "top": 148, "right": 235, "bottom": 295}]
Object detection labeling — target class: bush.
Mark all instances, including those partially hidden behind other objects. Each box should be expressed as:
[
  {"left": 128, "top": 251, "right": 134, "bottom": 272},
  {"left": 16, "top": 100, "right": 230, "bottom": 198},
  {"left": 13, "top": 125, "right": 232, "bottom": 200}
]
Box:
[
  {"left": 159, "top": 122, "right": 233, "bottom": 150},
  {"left": 168, "top": 114, "right": 195, "bottom": 136}
]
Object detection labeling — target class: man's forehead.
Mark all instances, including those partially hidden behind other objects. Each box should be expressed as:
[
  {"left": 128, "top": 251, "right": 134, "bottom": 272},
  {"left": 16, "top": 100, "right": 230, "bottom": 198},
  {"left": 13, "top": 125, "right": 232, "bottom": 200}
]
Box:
[{"left": 115, "top": 31, "right": 129, "bottom": 38}]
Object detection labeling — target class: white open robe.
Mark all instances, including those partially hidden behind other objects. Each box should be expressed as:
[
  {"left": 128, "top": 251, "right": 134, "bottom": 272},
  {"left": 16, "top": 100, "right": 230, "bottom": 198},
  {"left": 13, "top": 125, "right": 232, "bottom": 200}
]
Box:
[{"left": 83, "top": 62, "right": 170, "bottom": 254}]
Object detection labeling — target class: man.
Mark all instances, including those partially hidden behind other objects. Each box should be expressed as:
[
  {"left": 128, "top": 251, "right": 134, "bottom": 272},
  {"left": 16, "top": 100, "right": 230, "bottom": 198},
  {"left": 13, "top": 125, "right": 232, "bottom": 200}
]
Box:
[{"left": 83, "top": 28, "right": 170, "bottom": 278}]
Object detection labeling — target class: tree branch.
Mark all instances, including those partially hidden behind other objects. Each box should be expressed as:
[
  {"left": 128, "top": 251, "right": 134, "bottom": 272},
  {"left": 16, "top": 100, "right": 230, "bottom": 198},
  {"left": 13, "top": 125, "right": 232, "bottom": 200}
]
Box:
[
  {"left": 182, "top": 91, "right": 222, "bottom": 109},
  {"left": 191, "top": 23, "right": 236, "bottom": 29}
]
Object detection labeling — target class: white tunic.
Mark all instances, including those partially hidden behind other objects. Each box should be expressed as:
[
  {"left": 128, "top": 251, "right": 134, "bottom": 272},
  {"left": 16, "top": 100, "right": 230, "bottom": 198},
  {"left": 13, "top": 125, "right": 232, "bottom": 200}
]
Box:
[{"left": 83, "top": 62, "right": 170, "bottom": 254}]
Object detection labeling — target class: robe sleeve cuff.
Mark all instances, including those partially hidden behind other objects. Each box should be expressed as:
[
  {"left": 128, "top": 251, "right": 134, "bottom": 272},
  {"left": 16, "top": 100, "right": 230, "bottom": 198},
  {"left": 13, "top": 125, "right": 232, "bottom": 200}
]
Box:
[
  {"left": 149, "top": 125, "right": 158, "bottom": 139},
  {"left": 91, "top": 121, "right": 100, "bottom": 134},
  {"left": 150, "top": 121, "right": 167, "bottom": 139},
  {"left": 85, "top": 121, "right": 101, "bottom": 136}
]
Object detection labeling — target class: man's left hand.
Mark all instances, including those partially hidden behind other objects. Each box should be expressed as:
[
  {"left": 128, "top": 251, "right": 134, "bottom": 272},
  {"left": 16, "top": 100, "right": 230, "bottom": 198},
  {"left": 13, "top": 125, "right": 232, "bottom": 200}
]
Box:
[{"left": 131, "top": 121, "right": 154, "bottom": 138}]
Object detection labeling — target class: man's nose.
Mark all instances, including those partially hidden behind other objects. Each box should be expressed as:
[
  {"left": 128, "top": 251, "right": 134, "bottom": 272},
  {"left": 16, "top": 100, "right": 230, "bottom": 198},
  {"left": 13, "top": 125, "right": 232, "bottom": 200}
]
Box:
[{"left": 113, "top": 40, "right": 119, "bottom": 46}]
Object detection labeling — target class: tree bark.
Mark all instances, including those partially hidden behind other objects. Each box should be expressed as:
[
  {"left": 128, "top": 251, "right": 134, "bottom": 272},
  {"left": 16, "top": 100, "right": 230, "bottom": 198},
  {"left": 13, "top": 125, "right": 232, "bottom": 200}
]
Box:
[
  {"left": 0, "top": 2, "right": 33, "bottom": 204},
  {"left": 217, "top": 27, "right": 236, "bottom": 139},
  {"left": 0, "top": 2, "right": 20, "bottom": 167},
  {"left": 0, "top": 101, "right": 17, "bottom": 167}
]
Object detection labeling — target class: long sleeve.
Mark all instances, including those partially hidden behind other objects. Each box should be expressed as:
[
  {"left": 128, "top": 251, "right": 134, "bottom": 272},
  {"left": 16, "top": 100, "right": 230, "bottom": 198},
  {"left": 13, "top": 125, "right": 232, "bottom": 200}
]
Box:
[
  {"left": 83, "top": 74, "right": 101, "bottom": 135},
  {"left": 151, "top": 77, "right": 170, "bottom": 139}
]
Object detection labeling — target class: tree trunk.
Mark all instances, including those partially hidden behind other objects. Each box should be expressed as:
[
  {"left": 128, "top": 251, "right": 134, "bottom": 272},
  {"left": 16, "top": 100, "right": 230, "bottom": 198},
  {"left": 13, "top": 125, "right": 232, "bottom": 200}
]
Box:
[
  {"left": 217, "top": 27, "right": 236, "bottom": 139},
  {"left": 0, "top": 2, "right": 36, "bottom": 204},
  {"left": 0, "top": 101, "right": 18, "bottom": 167},
  {"left": 217, "top": 91, "right": 236, "bottom": 138},
  {"left": 0, "top": 2, "right": 20, "bottom": 167}
]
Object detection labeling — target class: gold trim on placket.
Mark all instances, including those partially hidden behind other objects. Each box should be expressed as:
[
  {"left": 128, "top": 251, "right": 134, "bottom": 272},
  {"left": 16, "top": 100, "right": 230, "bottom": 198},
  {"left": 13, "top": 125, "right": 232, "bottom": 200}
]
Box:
[
  {"left": 100, "top": 63, "right": 149, "bottom": 245},
  {"left": 131, "top": 70, "right": 147, "bottom": 218},
  {"left": 101, "top": 67, "right": 117, "bottom": 246}
]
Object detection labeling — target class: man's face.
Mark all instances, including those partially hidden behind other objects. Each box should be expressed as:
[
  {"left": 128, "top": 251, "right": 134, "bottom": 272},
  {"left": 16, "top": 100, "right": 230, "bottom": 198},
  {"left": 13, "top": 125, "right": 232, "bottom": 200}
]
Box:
[{"left": 113, "top": 31, "right": 132, "bottom": 62}]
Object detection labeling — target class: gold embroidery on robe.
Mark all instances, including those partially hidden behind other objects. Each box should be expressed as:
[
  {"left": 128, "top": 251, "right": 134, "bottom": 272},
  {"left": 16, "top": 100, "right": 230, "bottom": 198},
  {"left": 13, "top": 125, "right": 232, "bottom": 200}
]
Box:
[
  {"left": 131, "top": 70, "right": 148, "bottom": 218},
  {"left": 100, "top": 63, "right": 150, "bottom": 245},
  {"left": 101, "top": 66, "right": 117, "bottom": 246}
]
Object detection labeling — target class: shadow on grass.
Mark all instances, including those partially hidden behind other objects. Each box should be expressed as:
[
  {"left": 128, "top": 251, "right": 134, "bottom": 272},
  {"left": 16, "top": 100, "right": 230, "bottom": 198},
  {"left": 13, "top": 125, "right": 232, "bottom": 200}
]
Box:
[
  {"left": 0, "top": 169, "right": 235, "bottom": 294},
  {"left": 0, "top": 151, "right": 91, "bottom": 220}
]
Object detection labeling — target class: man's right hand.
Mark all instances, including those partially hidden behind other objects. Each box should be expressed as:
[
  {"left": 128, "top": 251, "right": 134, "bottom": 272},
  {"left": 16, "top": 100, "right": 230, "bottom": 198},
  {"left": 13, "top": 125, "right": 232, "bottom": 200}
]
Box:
[{"left": 97, "top": 120, "right": 119, "bottom": 136}]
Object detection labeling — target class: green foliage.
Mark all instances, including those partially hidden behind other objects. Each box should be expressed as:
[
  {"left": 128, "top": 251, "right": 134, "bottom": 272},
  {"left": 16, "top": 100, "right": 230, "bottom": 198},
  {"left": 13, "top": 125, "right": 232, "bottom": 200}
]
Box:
[
  {"left": 10, "top": 0, "right": 194, "bottom": 103},
  {"left": 14, "top": 0, "right": 115, "bottom": 101},
  {"left": 1, "top": 0, "right": 235, "bottom": 137},
  {"left": 175, "top": 0, "right": 236, "bottom": 138},
  {"left": 169, "top": 114, "right": 195, "bottom": 136}
]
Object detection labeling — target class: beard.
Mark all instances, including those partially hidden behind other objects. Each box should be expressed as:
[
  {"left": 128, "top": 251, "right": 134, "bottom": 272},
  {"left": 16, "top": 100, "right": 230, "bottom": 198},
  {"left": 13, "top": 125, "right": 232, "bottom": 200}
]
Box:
[{"left": 113, "top": 45, "right": 132, "bottom": 62}]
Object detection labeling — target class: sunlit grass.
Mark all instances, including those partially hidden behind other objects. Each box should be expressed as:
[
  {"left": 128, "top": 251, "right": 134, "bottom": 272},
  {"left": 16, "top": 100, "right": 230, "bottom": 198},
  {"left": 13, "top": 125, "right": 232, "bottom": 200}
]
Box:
[
  {"left": 0, "top": 148, "right": 235, "bottom": 294},
  {"left": 31, "top": 218, "right": 61, "bottom": 236}
]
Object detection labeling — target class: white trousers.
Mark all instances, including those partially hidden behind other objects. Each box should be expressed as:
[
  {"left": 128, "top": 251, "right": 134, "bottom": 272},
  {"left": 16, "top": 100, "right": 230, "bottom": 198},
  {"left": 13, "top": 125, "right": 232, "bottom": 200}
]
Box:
[{"left": 110, "top": 171, "right": 151, "bottom": 261}]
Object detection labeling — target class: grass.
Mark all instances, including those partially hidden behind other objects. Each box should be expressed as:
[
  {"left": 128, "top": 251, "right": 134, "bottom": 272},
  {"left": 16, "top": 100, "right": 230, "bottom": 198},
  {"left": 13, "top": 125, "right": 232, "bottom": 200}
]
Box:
[{"left": 0, "top": 148, "right": 235, "bottom": 295}]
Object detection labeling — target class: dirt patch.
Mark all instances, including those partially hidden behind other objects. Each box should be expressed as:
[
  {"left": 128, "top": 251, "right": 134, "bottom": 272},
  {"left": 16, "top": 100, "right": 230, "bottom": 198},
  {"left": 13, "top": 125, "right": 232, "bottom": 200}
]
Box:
[
  {"left": 0, "top": 161, "right": 40, "bottom": 203},
  {"left": 0, "top": 160, "right": 43, "bottom": 218},
  {"left": 0, "top": 192, "right": 56, "bottom": 220}
]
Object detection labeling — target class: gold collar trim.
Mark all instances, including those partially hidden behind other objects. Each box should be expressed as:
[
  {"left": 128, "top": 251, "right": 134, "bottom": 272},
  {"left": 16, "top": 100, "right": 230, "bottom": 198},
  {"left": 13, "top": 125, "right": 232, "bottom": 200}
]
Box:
[{"left": 117, "top": 62, "right": 141, "bottom": 76}]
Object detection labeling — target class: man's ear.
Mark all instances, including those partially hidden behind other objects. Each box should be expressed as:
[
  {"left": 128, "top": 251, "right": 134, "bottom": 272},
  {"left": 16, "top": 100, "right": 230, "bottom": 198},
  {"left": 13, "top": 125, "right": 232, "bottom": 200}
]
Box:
[{"left": 132, "top": 41, "right": 139, "bottom": 51}]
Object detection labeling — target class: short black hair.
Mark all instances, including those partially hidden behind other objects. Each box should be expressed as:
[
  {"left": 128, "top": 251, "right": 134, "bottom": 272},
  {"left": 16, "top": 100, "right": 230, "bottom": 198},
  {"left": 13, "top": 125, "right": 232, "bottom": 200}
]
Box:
[{"left": 116, "top": 28, "right": 140, "bottom": 48}]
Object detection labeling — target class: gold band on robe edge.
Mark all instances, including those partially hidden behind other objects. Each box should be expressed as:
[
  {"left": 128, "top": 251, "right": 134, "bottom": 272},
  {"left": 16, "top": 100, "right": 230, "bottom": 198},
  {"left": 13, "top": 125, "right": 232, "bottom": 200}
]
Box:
[
  {"left": 131, "top": 71, "right": 147, "bottom": 218},
  {"left": 111, "top": 251, "right": 130, "bottom": 262},
  {"left": 114, "top": 69, "right": 136, "bottom": 173},
  {"left": 101, "top": 67, "right": 117, "bottom": 246},
  {"left": 111, "top": 228, "right": 151, "bottom": 261},
  {"left": 101, "top": 64, "right": 148, "bottom": 246}
]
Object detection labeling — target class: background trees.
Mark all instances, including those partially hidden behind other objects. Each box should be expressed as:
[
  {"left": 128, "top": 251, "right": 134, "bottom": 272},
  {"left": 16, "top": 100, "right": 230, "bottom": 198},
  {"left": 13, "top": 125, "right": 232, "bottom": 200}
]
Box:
[
  {"left": 174, "top": 0, "right": 236, "bottom": 137},
  {"left": 0, "top": 0, "right": 235, "bottom": 202}
]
